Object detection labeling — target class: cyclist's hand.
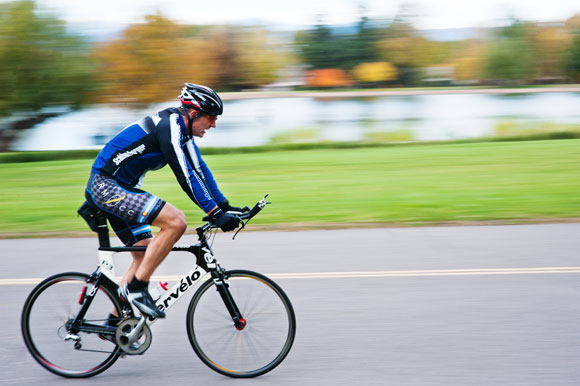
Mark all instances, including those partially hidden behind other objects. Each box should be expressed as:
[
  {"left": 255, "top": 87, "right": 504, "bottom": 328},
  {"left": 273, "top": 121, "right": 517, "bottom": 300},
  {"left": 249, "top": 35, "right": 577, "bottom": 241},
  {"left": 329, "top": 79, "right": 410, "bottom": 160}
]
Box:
[
  {"left": 211, "top": 208, "right": 240, "bottom": 232},
  {"left": 218, "top": 199, "right": 248, "bottom": 213}
]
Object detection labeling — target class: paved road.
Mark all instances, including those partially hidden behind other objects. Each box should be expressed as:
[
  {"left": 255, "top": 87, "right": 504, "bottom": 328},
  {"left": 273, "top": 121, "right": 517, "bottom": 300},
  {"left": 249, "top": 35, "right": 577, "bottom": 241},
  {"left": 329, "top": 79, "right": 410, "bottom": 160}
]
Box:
[{"left": 2, "top": 224, "right": 580, "bottom": 386}]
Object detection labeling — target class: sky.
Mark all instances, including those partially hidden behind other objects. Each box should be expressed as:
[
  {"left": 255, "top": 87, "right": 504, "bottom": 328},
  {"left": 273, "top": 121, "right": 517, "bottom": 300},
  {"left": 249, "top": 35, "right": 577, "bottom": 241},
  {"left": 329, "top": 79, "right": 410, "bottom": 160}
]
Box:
[{"left": 5, "top": 0, "right": 580, "bottom": 30}]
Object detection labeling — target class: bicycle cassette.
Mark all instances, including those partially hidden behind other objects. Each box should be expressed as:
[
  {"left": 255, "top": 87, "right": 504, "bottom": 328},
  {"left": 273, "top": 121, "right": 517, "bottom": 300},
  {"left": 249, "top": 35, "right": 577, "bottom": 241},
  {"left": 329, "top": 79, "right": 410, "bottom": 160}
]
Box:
[{"left": 115, "top": 317, "right": 152, "bottom": 355}]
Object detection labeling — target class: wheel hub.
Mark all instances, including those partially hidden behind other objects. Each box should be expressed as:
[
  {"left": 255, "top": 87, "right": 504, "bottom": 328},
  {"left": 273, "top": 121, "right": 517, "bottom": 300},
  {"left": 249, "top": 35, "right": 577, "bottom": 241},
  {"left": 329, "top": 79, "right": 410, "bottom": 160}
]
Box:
[{"left": 235, "top": 318, "right": 247, "bottom": 331}]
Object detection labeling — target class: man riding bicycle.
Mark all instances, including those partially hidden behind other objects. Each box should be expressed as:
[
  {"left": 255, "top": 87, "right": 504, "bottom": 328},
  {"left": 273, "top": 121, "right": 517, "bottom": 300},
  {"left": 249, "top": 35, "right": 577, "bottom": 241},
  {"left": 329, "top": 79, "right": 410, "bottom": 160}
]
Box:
[{"left": 85, "top": 83, "right": 244, "bottom": 320}]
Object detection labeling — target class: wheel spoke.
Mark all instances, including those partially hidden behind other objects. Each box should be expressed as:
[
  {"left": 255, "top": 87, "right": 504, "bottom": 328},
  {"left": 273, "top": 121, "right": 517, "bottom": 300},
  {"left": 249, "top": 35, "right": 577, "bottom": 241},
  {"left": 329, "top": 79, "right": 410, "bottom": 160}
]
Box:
[
  {"left": 22, "top": 273, "right": 122, "bottom": 378},
  {"left": 187, "top": 270, "right": 295, "bottom": 377}
]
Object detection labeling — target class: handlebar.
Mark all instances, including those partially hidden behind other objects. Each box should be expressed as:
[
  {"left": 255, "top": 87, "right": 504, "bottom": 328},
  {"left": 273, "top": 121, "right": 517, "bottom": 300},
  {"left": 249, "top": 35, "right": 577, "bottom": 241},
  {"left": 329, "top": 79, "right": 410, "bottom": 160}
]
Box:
[
  {"left": 243, "top": 193, "right": 270, "bottom": 220},
  {"left": 198, "top": 194, "right": 271, "bottom": 235}
]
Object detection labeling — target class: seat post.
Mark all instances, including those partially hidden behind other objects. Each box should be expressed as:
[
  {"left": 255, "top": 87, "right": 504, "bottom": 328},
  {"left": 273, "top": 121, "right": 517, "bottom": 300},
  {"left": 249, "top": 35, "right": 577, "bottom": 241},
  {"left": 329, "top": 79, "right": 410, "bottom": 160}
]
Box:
[{"left": 96, "top": 214, "right": 111, "bottom": 248}]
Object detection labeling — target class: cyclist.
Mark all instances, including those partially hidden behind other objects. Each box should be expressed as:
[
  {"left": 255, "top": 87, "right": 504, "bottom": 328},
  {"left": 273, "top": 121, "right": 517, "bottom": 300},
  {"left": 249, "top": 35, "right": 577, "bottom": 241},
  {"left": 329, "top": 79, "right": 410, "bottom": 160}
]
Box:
[{"left": 85, "top": 83, "right": 244, "bottom": 320}]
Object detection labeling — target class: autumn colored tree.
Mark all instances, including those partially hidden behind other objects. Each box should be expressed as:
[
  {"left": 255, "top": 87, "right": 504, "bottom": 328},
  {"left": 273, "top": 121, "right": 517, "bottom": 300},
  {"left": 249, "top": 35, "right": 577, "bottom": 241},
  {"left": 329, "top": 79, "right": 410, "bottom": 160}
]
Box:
[
  {"left": 352, "top": 62, "right": 397, "bottom": 84},
  {"left": 450, "top": 38, "right": 488, "bottom": 83},
  {"left": 532, "top": 24, "right": 571, "bottom": 80},
  {"left": 209, "top": 26, "right": 292, "bottom": 90},
  {"left": 306, "top": 69, "right": 353, "bottom": 87},
  {"left": 375, "top": 21, "right": 426, "bottom": 85},
  {"left": 565, "top": 13, "right": 580, "bottom": 30},
  {"left": 93, "top": 19, "right": 289, "bottom": 101},
  {"left": 92, "top": 14, "right": 220, "bottom": 104}
]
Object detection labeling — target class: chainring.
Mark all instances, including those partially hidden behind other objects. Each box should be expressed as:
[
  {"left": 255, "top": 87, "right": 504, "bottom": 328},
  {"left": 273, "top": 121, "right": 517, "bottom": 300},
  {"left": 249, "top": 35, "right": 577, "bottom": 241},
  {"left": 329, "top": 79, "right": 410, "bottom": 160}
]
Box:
[{"left": 115, "top": 318, "right": 152, "bottom": 355}]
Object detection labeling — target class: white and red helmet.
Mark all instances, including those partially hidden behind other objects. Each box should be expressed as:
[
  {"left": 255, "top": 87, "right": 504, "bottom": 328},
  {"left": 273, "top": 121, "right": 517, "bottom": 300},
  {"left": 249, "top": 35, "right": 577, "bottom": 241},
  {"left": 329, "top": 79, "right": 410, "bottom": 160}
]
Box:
[{"left": 179, "top": 83, "right": 223, "bottom": 116}]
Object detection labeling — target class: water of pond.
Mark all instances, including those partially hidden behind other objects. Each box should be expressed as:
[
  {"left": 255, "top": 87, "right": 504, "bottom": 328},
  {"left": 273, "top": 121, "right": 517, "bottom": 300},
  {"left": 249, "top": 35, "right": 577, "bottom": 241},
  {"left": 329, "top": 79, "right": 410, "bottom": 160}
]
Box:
[{"left": 9, "top": 92, "right": 580, "bottom": 151}]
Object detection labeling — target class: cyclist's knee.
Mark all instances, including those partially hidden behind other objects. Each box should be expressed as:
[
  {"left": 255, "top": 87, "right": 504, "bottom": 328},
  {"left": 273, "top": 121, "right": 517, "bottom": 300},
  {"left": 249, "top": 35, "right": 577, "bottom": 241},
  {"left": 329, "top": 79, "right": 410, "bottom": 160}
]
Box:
[
  {"left": 153, "top": 203, "right": 187, "bottom": 235},
  {"left": 170, "top": 211, "right": 187, "bottom": 235}
]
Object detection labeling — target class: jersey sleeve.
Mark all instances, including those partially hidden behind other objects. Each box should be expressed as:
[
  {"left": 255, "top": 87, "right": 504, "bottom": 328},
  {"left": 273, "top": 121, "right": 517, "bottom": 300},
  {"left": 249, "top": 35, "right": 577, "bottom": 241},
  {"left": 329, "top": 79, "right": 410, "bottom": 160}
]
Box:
[
  {"left": 156, "top": 113, "right": 219, "bottom": 213},
  {"left": 193, "top": 142, "right": 226, "bottom": 205}
]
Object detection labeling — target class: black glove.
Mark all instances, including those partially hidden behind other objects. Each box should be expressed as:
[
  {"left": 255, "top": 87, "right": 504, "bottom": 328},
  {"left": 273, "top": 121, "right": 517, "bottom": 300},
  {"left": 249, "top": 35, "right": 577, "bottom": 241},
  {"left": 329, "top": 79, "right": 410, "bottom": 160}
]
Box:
[
  {"left": 210, "top": 208, "right": 240, "bottom": 232},
  {"left": 218, "top": 199, "right": 246, "bottom": 213}
]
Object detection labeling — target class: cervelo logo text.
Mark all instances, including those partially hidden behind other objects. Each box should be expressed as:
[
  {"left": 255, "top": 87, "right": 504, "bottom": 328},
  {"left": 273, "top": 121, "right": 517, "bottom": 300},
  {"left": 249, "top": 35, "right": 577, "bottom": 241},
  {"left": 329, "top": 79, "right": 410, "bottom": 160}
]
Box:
[
  {"left": 113, "top": 144, "right": 146, "bottom": 165},
  {"left": 157, "top": 270, "right": 202, "bottom": 312}
]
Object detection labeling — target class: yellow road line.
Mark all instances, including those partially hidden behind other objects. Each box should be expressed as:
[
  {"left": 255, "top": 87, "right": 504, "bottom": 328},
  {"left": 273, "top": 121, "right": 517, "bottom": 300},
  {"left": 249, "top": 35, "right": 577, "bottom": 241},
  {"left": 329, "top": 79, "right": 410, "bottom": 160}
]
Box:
[{"left": 2, "top": 267, "right": 580, "bottom": 286}]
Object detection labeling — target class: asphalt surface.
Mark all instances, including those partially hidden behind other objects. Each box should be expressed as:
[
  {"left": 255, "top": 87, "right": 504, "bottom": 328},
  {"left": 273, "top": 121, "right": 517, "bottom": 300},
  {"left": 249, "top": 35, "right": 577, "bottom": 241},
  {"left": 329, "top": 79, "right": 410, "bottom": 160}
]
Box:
[{"left": 1, "top": 224, "right": 580, "bottom": 386}]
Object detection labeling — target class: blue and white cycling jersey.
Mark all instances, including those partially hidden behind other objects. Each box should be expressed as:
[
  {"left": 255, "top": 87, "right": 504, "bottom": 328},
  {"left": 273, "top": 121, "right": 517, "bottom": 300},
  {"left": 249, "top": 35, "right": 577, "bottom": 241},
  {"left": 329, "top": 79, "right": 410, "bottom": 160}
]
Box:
[{"left": 91, "top": 107, "right": 225, "bottom": 213}]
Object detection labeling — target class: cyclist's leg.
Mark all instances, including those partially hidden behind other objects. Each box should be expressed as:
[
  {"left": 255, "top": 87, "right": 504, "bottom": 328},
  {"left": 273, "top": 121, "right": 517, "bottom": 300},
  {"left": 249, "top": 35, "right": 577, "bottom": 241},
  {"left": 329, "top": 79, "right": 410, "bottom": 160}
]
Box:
[
  {"left": 133, "top": 203, "right": 186, "bottom": 282},
  {"left": 96, "top": 204, "right": 185, "bottom": 287},
  {"left": 123, "top": 203, "right": 185, "bottom": 318},
  {"left": 107, "top": 238, "right": 150, "bottom": 319},
  {"left": 86, "top": 174, "right": 174, "bottom": 318},
  {"left": 102, "top": 214, "right": 157, "bottom": 284},
  {"left": 122, "top": 238, "right": 151, "bottom": 286}
]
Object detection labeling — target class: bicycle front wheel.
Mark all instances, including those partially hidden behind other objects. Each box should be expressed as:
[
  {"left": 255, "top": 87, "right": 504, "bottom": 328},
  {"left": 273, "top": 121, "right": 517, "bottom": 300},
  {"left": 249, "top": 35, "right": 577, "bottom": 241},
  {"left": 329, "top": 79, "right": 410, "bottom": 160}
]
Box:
[
  {"left": 186, "top": 270, "right": 296, "bottom": 377},
  {"left": 21, "top": 272, "right": 122, "bottom": 378}
]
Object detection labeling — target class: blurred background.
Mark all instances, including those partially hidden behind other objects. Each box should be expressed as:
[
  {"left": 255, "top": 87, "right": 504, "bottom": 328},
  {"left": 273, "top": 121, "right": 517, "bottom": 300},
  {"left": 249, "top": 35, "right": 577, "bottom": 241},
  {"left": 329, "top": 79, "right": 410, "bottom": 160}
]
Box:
[
  {"left": 2, "top": 5, "right": 579, "bottom": 383},
  {"left": 1, "top": 0, "right": 580, "bottom": 151},
  {"left": 1, "top": 0, "right": 580, "bottom": 234}
]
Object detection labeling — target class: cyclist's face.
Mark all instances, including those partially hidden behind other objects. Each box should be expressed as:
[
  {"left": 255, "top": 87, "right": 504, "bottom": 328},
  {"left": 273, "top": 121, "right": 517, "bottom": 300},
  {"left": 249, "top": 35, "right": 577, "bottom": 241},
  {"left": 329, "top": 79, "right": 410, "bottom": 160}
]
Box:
[{"left": 191, "top": 114, "right": 217, "bottom": 138}]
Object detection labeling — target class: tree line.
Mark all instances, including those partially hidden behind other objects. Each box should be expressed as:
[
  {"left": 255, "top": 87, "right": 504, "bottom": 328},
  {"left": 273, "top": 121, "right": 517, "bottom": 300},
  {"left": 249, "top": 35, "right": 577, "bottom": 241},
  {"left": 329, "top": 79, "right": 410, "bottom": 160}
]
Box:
[{"left": 1, "top": 0, "right": 580, "bottom": 117}]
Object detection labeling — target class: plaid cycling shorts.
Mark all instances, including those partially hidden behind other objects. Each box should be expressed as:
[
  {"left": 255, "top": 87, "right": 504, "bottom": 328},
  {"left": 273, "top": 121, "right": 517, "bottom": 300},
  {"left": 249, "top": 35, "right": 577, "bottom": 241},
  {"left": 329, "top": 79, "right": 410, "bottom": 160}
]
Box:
[{"left": 85, "top": 173, "right": 166, "bottom": 246}]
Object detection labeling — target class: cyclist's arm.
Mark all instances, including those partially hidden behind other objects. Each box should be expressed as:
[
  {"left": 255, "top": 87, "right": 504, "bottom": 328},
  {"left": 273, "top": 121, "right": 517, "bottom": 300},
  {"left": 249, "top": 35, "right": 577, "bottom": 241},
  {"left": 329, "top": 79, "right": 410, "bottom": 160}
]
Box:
[
  {"left": 157, "top": 116, "right": 219, "bottom": 213},
  {"left": 192, "top": 141, "right": 226, "bottom": 205}
]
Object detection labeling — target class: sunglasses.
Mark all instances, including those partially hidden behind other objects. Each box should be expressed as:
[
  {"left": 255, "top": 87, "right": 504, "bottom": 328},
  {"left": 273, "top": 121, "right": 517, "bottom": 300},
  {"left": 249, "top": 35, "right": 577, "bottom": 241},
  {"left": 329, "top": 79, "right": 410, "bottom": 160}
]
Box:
[{"left": 205, "top": 114, "right": 217, "bottom": 124}]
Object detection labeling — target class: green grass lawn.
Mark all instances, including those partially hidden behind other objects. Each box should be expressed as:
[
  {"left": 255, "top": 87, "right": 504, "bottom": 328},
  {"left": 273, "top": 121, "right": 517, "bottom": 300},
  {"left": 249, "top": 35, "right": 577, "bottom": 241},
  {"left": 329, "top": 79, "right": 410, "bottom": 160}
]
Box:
[{"left": 1, "top": 139, "right": 579, "bottom": 235}]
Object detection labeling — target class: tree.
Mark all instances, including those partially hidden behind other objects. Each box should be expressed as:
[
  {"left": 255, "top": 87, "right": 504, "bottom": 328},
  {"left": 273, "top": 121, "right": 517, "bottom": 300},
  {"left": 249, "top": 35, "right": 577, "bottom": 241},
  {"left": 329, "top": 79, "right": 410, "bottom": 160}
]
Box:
[
  {"left": 483, "top": 20, "right": 538, "bottom": 84},
  {"left": 295, "top": 23, "right": 346, "bottom": 70},
  {"left": 375, "top": 21, "right": 426, "bottom": 85},
  {"left": 305, "top": 68, "right": 353, "bottom": 88},
  {"left": 352, "top": 62, "right": 397, "bottom": 84},
  {"left": 294, "top": 14, "right": 386, "bottom": 72},
  {"left": 565, "top": 13, "right": 580, "bottom": 30},
  {"left": 0, "top": 0, "right": 96, "bottom": 116},
  {"left": 211, "top": 26, "right": 292, "bottom": 90},
  {"left": 450, "top": 38, "right": 488, "bottom": 83},
  {"left": 92, "top": 14, "right": 219, "bottom": 104},
  {"left": 93, "top": 19, "right": 289, "bottom": 101},
  {"left": 566, "top": 33, "right": 580, "bottom": 82},
  {"left": 532, "top": 24, "right": 571, "bottom": 80}
]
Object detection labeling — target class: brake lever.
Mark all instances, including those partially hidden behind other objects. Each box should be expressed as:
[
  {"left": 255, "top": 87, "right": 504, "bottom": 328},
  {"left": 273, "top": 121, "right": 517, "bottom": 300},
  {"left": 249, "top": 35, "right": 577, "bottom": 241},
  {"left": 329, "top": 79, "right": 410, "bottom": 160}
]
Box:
[{"left": 232, "top": 220, "right": 245, "bottom": 240}]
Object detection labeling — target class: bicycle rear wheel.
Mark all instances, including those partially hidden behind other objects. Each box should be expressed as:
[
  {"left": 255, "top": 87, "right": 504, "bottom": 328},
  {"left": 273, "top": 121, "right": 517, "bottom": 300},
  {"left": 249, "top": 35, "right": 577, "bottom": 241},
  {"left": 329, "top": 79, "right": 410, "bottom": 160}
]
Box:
[
  {"left": 21, "top": 272, "right": 122, "bottom": 378},
  {"left": 186, "top": 270, "right": 296, "bottom": 377}
]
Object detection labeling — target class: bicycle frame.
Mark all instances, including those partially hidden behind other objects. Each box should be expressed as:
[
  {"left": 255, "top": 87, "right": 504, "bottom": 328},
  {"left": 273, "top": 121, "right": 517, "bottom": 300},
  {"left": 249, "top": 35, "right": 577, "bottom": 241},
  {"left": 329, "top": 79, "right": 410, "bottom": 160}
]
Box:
[
  {"left": 74, "top": 195, "right": 271, "bottom": 333},
  {"left": 96, "top": 228, "right": 233, "bottom": 319},
  {"left": 83, "top": 226, "right": 246, "bottom": 335}
]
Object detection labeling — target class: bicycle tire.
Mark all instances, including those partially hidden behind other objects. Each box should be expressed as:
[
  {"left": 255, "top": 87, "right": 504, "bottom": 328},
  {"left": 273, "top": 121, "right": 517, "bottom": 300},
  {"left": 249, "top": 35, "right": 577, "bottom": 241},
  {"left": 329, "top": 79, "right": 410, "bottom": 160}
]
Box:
[
  {"left": 21, "top": 272, "right": 122, "bottom": 378},
  {"left": 186, "top": 269, "right": 296, "bottom": 378}
]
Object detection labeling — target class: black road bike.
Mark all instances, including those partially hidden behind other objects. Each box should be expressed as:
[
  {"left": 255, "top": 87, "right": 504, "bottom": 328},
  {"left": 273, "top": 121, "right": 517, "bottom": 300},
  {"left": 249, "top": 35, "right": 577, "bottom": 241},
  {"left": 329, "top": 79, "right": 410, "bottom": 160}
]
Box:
[{"left": 21, "top": 195, "right": 296, "bottom": 378}]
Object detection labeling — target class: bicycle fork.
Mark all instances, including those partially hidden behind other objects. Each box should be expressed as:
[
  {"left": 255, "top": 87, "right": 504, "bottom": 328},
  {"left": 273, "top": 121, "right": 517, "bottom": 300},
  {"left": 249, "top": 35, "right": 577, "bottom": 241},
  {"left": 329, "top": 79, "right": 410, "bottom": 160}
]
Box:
[{"left": 212, "top": 270, "right": 246, "bottom": 330}]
